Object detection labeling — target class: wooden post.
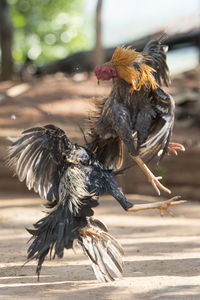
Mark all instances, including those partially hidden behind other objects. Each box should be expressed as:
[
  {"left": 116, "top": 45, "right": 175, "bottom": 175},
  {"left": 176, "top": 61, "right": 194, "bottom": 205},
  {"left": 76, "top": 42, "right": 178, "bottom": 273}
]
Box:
[
  {"left": 0, "top": 0, "right": 13, "bottom": 80},
  {"left": 94, "top": 0, "right": 104, "bottom": 67}
]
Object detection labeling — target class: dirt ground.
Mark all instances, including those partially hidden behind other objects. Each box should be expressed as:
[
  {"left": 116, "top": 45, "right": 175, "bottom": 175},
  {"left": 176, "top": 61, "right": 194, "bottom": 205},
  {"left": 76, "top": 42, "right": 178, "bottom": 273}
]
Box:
[
  {"left": 0, "top": 71, "right": 200, "bottom": 299},
  {"left": 0, "top": 194, "right": 200, "bottom": 300}
]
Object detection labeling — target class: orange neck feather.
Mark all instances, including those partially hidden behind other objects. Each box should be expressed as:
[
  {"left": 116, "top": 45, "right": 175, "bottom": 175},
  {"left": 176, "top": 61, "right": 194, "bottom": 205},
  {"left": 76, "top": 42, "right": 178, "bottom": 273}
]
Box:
[{"left": 109, "top": 46, "right": 157, "bottom": 93}]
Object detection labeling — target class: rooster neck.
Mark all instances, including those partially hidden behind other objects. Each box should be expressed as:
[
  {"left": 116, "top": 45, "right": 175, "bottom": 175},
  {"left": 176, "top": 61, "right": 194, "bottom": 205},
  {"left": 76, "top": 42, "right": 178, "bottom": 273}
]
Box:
[
  {"left": 111, "top": 77, "right": 151, "bottom": 106},
  {"left": 111, "top": 46, "right": 157, "bottom": 93}
]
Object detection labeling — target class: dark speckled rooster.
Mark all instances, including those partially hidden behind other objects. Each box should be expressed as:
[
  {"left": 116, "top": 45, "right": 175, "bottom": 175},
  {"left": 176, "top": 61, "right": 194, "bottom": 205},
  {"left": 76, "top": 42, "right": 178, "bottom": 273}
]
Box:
[
  {"left": 89, "top": 35, "right": 185, "bottom": 195},
  {"left": 8, "top": 125, "right": 127, "bottom": 282},
  {"left": 7, "top": 125, "right": 184, "bottom": 282}
]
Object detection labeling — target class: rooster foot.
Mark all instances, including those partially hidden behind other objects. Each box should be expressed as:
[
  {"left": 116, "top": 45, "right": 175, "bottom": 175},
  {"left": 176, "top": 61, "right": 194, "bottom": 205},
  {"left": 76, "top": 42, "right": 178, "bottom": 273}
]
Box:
[
  {"left": 128, "top": 196, "right": 186, "bottom": 216},
  {"left": 167, "top": 142, "right": 185, "bottom": 156},
  {"left": 148, "top": 173, "right": 171, "bottom": 196},
  {"left": 132, "top": 155, "right": 171, "bottom": 196},
  {"left": 79, "top": 228, "right": 100, "bottom": 241}
]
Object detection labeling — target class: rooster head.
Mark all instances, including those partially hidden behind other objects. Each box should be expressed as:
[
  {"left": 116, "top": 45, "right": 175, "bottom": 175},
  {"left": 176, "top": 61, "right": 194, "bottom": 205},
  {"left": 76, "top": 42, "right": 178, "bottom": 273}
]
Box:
[
  {"left": 94, "top": 65, "right": 117, "bottom": 81},
  {"left": 95, "top": 46, "right": 157, "bottom": 92}
]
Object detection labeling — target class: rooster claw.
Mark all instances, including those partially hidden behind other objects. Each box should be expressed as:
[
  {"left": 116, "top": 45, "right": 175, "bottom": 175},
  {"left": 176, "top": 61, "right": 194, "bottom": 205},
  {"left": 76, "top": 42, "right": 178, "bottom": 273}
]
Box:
[
  {"left": 150, "top": 175, "right": 171, "bottom": 196},
  {"left": 128, "top": 196, "right": 186, "bottom": 215},
  {"left": 158, "top": 196, "right": 186, "bottom": 216},
  {"left": 132, "top": 155, "right": 171, "bottom": 196},
  {"left": 79, "top": 228, "right": 100, "bottom": 241},
  {"left": 167, "top": 142, "right": 185, "bottom": 156}
]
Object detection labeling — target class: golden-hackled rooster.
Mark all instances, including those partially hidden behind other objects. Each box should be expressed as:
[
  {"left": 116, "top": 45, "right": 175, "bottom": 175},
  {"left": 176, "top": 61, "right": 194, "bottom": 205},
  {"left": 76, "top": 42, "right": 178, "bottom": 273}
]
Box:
[{"left": 89, "top": 35, "right": 185, "bottom": 195}]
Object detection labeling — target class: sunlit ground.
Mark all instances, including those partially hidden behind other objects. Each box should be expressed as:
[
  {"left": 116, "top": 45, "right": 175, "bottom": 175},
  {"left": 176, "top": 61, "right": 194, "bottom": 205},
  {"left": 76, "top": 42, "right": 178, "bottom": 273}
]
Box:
[{"left": 0, "top": 195, "right": 200, "bottom": 299}]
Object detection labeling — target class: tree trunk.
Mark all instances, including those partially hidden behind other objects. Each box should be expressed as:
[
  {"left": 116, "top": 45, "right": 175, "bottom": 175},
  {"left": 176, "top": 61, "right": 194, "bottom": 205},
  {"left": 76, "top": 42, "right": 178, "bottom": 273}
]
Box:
[
  {"left": 0, "top": 0, "right": 13, "bottom": 80},
  {"left": 94, "top": 0, "right": 104, "bottom": 67}
]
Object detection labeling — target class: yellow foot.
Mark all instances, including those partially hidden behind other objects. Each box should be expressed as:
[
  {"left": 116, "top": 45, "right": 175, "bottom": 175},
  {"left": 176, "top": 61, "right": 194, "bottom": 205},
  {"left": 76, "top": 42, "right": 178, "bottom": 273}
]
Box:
[
  {"left": 167, "top": 142, "right": 185, "bottom": 156},
  {"left": 131, "top": 155, "right": 171, "bottom": 196},
  {"left": 148, "top": 172, "right": 171, "bottom": 196},
  {"left": 158, "top": 196, "right": 186, "bottom": 216},
  {"left": 79, "top": 228, "right": 100, "bottom": 241},
  {"left": 128, "top": 196, "right": 186, "bottom": 216}
]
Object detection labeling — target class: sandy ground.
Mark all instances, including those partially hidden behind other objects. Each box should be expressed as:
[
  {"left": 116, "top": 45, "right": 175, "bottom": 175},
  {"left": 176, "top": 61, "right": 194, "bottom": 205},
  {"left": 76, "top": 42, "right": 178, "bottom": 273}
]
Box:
[
  {"left": 0, "top": 72, "right": 200, "bottom": 299},
  {"left": 0, "top": 194, "right": 200, "bottom": 300}
]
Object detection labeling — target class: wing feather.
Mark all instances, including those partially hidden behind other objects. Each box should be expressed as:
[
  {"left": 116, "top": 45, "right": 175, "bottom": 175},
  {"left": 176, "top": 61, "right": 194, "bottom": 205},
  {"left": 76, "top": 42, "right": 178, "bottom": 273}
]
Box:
[
  {"left": 142, "top": 34, "right": 170, "bottom": 86},
  {"left": 8, "top": 124, "right": 72, "bottom": 202}
]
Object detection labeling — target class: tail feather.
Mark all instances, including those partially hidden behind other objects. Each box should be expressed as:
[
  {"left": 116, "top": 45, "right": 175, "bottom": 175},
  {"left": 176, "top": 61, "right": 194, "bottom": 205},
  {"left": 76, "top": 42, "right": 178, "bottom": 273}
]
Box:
[
  {"left": 26, "top": 204, "right": 123, "bottom": 282},
  {"left": 78, "top": 218, "right": 124, "bottom": 282},
  {"left": 26, "top": 202, "right": 86, "bottom": 278}
]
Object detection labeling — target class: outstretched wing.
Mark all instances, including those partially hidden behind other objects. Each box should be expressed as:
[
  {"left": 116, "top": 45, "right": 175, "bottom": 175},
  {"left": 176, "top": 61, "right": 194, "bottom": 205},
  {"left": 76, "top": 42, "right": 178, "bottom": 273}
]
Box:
[
  {"left": 8, "top": 124, "right": 72, "bottom": 202},
  {"left": 142, "top": 34, "right": 170, "bottom": 86}
]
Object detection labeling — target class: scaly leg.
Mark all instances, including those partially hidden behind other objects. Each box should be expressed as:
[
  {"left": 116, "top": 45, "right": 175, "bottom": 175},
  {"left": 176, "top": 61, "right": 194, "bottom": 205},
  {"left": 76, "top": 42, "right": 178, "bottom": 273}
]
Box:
[
  {"left": 167, "top": 142, "right": 185, "bottom": 156},
  {"left": 128, "top": 196, "right": 186, "bottom": 216},
  {"left": 79, "top": 227, "right": 100, "bottom": 241},
  {"left": 132, "top": 155, "right": 171, "bottom": 195}
]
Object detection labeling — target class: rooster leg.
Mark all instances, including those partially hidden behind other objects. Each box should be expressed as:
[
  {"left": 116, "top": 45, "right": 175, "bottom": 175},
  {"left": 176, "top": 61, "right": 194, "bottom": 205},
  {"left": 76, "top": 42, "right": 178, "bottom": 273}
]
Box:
[
  {"left": 128, "top": 196, "right": 186, "bottom": 216},
  {"left": 131, "top": 155, "right": 171, "bottom": 195},
  {"left": 79, "top": 227, "right": 100, "bottom": 241},
  {"left": 167, "top": 142, "right": 185, "bottom": 156}
]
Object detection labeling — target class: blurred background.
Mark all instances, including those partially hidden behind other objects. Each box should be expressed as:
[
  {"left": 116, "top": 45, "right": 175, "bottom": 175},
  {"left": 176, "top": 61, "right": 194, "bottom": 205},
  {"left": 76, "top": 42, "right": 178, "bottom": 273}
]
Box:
[{"left": 0, "top": 0, "right": 200, "bottom": 199}]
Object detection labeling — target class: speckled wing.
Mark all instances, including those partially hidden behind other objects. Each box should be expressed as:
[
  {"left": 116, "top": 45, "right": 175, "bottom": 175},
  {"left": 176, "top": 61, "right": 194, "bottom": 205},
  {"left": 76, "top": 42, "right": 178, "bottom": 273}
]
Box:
[
  {"left": 142, "top": 34, "right": 170, "bottom": 86},
  {"left": 140, "top": 87, "right": 175, "bottom": 159},
  {"left": 8, "top": 124, "right": 72, "bottom": 202}
]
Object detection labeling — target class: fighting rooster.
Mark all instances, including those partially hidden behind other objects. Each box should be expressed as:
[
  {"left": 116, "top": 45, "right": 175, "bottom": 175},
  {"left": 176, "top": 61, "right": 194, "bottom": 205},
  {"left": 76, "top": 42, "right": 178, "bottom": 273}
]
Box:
[
  {"left": 8, "top": 125, "right": 184, "bottom": 282},
  {"left": 90, "top": 35, "right": 185, "bottom": 195}
]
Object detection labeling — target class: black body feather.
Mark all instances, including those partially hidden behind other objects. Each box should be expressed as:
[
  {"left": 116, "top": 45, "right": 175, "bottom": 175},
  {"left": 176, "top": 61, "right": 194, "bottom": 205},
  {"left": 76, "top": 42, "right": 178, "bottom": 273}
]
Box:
[
  {"left": 89, "top": 35, "right": 174, "bottom": 169},
  {"left": 8, "top": 124, "right": 132, "bottom": 282},
  {"left": 142, "top": 34, "right": 170, "bottom": 87}
]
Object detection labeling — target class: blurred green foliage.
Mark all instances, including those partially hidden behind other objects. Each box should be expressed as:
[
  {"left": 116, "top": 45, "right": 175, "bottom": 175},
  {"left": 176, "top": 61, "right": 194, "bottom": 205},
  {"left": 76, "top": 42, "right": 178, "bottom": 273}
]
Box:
[
  {"left": 9, "top": 0, "right": 92, "bottom": 65},
  {"left": 155, "top": 164, "right": 168, "bottom": 184}
]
